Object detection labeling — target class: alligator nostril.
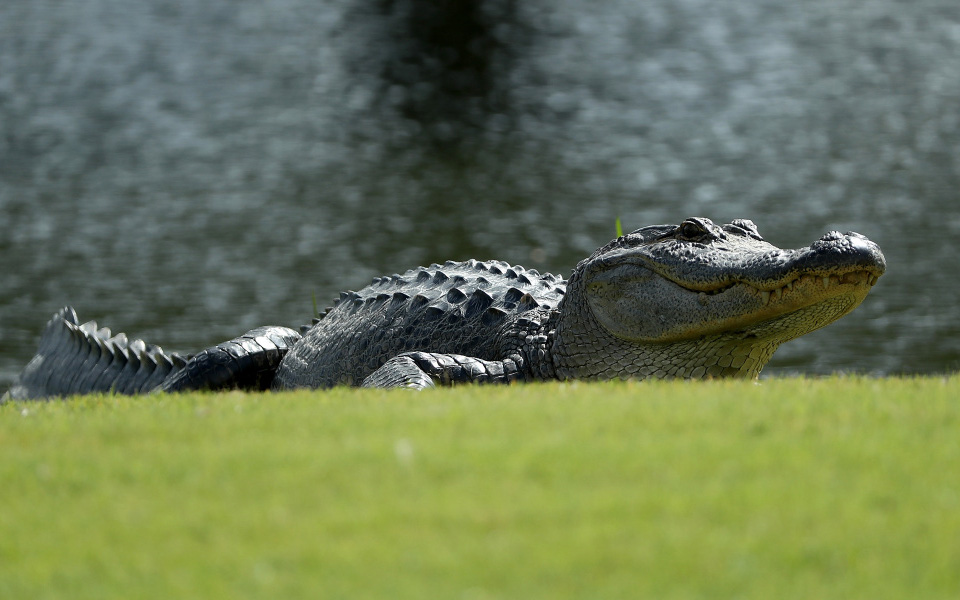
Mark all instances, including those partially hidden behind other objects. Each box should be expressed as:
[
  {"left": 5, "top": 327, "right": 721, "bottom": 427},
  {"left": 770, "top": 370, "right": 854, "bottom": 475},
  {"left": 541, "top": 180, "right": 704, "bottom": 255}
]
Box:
[{"left": 847, "top": 235, "right": 872, "bottom": 250}]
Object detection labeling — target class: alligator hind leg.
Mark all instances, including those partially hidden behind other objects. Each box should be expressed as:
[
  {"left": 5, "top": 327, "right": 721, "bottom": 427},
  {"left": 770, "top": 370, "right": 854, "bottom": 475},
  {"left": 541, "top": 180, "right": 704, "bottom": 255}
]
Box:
[
  {"left": 157, "top": 326, "right": 302, "bottom": 393},
  {"left": 360, "top": 351, "right": 528, "bottom": 390}
]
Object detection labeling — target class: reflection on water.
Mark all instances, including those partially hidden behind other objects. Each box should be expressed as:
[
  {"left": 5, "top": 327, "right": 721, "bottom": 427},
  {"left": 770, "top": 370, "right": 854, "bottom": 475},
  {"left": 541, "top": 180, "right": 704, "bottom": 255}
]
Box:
[{"left": 2, "top": 0, "right": 959, "bottom": 388}]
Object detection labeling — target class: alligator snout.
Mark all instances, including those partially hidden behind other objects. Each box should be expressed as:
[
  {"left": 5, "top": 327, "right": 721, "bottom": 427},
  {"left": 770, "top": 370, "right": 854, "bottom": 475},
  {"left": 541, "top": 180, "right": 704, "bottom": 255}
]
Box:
[{"left": 811, "top": 231, "right": 886, "bottom": 276}]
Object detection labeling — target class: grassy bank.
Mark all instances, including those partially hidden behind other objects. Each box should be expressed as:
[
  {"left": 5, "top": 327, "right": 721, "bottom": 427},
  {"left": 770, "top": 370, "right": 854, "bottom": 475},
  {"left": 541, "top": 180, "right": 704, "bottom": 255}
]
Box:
[{"left": 2, "top": 377, "right": 958, "bottom": 599}]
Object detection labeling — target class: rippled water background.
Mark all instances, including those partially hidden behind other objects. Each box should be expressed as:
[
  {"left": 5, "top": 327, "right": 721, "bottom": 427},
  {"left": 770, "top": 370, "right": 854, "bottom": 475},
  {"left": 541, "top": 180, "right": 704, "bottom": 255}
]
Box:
[{"left": 2, "top": 0, "right": 959, "bottom": 389}]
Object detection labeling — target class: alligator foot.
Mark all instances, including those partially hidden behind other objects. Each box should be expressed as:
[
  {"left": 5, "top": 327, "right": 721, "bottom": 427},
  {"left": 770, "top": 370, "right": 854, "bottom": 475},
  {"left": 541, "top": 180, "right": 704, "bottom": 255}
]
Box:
[
  {"left": 361, "top": 356, "right": 437, "bottom": 390},
  {"left": 360, "top": 351, "right": 526, "bottom": 389}
]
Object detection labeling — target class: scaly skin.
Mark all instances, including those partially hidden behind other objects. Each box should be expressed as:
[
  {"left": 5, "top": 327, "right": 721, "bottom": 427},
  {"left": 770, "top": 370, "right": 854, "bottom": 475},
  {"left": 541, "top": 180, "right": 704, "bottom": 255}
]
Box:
[
  {"left": 272, "top": 259, "right": 565, "bottom": 389},
  {"left": 3, "top": 217, "right": 885, "bottom": 400}
]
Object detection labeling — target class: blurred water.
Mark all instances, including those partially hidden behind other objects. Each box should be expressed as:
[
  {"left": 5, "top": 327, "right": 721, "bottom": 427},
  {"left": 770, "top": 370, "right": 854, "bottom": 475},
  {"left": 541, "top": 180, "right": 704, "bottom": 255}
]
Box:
[{"left": 2, "top": 0, "right": 959, "bottom": 389}]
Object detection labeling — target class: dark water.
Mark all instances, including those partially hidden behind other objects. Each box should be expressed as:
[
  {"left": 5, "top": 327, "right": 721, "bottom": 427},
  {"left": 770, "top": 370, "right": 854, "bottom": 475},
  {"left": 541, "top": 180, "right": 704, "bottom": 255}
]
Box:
[{"left": 2, "top": 0, "right": 959, "bottom": 390}]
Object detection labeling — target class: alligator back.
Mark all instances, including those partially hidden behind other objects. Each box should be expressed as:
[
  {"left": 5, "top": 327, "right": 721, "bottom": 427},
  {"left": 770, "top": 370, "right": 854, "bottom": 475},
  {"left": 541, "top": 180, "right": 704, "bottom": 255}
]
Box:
[{"left": 273, "top": 260, "right": 567, "bottom": 389}]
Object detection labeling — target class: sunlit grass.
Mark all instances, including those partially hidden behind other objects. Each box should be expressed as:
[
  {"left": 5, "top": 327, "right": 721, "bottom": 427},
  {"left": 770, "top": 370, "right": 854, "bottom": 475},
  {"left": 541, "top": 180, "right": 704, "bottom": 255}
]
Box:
[{"left": 2, "top": 376, "right": 958, "bottom": 599}]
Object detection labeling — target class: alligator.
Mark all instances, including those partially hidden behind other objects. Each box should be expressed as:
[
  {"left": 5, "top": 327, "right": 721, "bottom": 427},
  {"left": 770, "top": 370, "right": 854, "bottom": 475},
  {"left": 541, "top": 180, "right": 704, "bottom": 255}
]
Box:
[{"left": 2, "top": 217, "right": 885, "bottom": 401}]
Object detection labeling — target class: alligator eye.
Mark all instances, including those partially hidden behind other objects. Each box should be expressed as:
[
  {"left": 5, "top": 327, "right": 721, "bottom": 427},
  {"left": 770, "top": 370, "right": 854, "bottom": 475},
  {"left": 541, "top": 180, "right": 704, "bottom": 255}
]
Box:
[{"left": 679, "top": 220, "right": 706, "bottom": 239}]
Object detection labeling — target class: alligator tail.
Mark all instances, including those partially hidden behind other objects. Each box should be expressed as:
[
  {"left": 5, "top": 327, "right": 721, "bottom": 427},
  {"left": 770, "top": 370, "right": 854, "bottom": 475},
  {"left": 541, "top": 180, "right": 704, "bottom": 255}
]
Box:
[
  {"left": 3, "top": 307, "right": 189, "bottom": 401},
  {"left": 157, "top": 326, "right": 302, "bottom": 393}
]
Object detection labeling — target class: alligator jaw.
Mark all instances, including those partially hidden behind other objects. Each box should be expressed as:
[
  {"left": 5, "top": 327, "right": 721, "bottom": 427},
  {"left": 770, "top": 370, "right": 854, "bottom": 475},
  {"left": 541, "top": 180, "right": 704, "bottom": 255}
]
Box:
[
  {"left": 679, "top": 267, "right": 880, "bottom": 343},
  {"left": 749, "top": 270, "right": 880, "bottom": 306},
  {"left": 630, "top": 269, "right": 876, "bottom": 343}
]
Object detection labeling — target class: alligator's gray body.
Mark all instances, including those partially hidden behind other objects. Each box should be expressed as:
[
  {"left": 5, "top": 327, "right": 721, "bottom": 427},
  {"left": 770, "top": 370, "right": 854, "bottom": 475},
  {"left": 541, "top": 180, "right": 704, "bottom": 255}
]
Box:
[{"left": 3, "top": 218, "right": 886, "bottom": 401}]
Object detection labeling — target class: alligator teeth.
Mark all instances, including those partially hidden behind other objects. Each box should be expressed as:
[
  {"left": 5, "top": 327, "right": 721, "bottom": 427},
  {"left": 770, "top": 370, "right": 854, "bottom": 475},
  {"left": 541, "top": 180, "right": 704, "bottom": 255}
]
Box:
[{"left": 719, "top": 270, "right": 876, "bottom": 306}]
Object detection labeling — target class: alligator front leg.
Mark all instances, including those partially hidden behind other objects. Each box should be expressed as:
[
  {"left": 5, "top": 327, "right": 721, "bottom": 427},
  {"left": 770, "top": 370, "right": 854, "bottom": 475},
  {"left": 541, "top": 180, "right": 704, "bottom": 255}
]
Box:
[{"left": 360, "top": 352, "right": 528, "bottom": 390}]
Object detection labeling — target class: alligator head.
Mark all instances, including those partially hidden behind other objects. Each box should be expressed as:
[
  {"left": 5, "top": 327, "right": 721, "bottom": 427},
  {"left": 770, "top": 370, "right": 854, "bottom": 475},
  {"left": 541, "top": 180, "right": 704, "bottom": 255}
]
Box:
[{"left": 553, "top": 217, "right": 886, "bottom": 380}]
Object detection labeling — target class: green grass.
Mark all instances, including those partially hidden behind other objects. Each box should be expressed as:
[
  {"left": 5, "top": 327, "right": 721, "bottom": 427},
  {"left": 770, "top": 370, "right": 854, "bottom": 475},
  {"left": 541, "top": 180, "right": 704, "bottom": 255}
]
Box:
[{"left": 2, "top": 377, "right": 959, "bottom": 599}]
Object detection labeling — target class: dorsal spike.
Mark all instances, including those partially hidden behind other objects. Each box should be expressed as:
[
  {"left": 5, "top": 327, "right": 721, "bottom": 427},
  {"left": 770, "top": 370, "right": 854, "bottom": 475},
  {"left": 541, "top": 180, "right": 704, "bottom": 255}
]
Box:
[
  {"left": 481, "top": 307, "right": 508, "bottom": 327},
  {"left": 518, "top": 293, "right": 540, "bottom": 311},
  {"left": 503, "top": 287, "right": 524, "bottom": 303},
  {"left": 446, "top": 288, "right": 467, "bottom": 304},
  {"left": 155, "top": 352, "right": 173, "bottom": 369},
  {"left": 60, "top": 306, "right": 80, "bottom": 325},
  {"left": 114, "top": 344, "right": 142, "bottom": 394},
  {"left": 132, "top": 348, "right": 160, "bottom": 394},
  {"left": 410, "top": 294, "right": 431, "bottom": 310},
  {"left": 66, "top": 321, "right": 84, "bottom": 341},
  {"left": 136, "top": 347, "right": 157, "bottom": 368},
  {"left": 97, "top": 335, "right": 115, "bottom": 356},
  {"left": 463, "top": 289, "right": 494, "bottom": 318}
]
